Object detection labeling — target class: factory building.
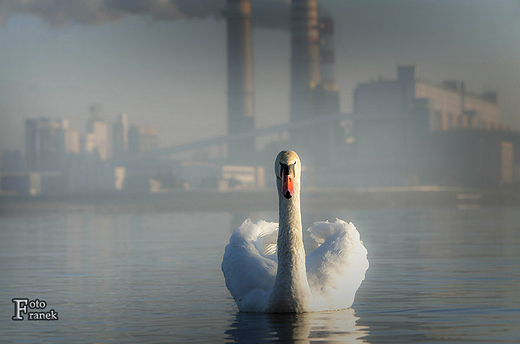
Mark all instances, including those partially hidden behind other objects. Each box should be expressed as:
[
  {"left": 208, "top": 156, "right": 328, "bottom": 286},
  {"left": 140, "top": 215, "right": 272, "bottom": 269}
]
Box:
[
  {"left": 128, "top": 125, "right": 159, "bottom": 154},
  {"left": 226, "top": 0, "right": 256, "bottom": 163},
  {"left": 423, "top": 130, "right": 519, "bottom": 187},
  {"left": 85, "top": 116, "right": 108, "bottom": 161},
  {"left": 354, "top": 65, "right": 502, "bottom": 131},
  {"left": 112, "top": 113, "right": 129, "bottom": 158},
  {"left": 25, "top": 118, "right": 80, "bottom": 172},
  {"left": 350, "top": 65, "right": 519, "bottom": 187}
]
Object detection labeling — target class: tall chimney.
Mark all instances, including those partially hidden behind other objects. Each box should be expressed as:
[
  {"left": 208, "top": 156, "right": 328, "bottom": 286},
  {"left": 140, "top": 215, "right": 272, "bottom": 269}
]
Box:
[
  {"left": 290, "top": 0, "right": 320, "bottom": 123},
  {"left": 226, "top": 0, "right": 255, "bottom": 163},
  {"left": 318, "top": 16, "right": 337, "bottom": 92}
]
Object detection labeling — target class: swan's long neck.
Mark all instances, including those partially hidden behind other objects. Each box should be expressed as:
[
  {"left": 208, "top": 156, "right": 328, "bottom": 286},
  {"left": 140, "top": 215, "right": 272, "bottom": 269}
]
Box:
[{"left": 266, "top": 179, "right": 311, "bottom": 312}]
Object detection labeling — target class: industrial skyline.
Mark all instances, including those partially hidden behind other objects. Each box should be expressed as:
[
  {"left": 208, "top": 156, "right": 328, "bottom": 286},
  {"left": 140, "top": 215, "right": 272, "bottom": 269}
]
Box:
[
  {"left": 1, "top": 0, "right": 519, "bottom": 155},
  {"left": 6, "top": 61, "right": 516, "bottom": 192}
]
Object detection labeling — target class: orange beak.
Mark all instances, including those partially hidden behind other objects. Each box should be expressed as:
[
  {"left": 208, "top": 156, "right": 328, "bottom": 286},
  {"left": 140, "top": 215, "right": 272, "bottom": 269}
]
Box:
[{"left": 282, "top": 168, "right": 294, "bottom": 199}]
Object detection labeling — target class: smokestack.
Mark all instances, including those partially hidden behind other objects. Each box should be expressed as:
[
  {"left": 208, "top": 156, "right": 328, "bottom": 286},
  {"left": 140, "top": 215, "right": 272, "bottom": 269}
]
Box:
[
  {"left": 315, "top": 14, "right": 340, "bottom": 115},
  {"left": 226, "top": 0, "right": 255, "bottom": 163},
  {"left": 318, "top": 16, "right": 337, "bottom": 92},
  {"left": 290, "top": 0, "right": 320, "bottom": 123}
]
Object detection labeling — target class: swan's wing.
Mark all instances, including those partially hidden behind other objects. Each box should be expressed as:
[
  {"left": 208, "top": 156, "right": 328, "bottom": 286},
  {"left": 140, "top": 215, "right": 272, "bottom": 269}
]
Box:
[
  {"left": 306, "top": 219, "right": 369, "bottom": 311},
  {"left": 222, "top": 219, "right": 278, "bottom": 312}
]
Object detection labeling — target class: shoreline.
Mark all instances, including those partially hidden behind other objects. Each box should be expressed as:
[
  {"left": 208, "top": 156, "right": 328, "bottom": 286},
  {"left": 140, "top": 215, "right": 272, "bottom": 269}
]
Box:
[{"left": 0, "top": 187, "right": 518, "bottom": 216}]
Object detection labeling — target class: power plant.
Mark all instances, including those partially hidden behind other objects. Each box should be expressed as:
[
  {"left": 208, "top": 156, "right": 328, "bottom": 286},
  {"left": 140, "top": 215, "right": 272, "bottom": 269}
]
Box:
[
  {"left": 4, "top": 1, "right": 519, "bottom": 196},
  {"left": 224, "top": 0, "right": 341, "bottom": 164},
  {"left": 221, "top": 0, "right": 519, "bottom": 188}
]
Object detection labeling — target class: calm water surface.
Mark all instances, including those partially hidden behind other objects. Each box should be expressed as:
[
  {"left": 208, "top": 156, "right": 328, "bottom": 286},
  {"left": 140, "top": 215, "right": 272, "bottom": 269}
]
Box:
[{"left": 0, "top": 207, "right": 519, "bottom": 343}]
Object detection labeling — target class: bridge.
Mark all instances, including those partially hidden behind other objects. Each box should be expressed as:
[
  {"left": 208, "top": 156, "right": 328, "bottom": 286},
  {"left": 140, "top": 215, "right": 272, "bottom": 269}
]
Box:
[{"left": 111, "top": 112, "right": 386, "bottom": 165}]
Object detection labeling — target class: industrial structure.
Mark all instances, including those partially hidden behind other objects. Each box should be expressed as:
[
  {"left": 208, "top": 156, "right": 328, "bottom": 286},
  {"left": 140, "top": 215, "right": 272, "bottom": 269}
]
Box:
[
  {"left": 112, "top": 113, "right": 129, "bottom": 159},
  {"left": 222, "top": 0, "right": 342, "bottom": 165},
  {"left": 85, "top": 116, "right": 108, "bottom": 161},
  {"left": 354, "top": 65, "right": 502, "bottom": 131},
  {"left": 351, "top": 65, "right": 518, "bottom": 187},
  {"left": 128, "top": 125, "right": 159, "bottom": 154},
  {"left": 1, "top": 113, "right": 162, "bottom": 195},
  {"left": 225, "top": 0, "right": 255, "bottom": 163},
  {"left": 316, "top": 15, "right": 340, "bottom": 115},
  {"left": 3, "top": 3, "right": 519, "bottom": 196},
  {"left": 286, "top": 1, "right": 342, "bottom": 164},
  {"left": 25, "top": 118, "right": 80, "bottom": 172},
  {"left": 290, "top": 0, "right": 321, "bottom": 123}
]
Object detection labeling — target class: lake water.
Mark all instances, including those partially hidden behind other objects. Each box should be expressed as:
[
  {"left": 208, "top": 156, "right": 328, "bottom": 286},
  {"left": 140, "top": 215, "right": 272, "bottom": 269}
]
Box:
[{"left": 0, "top": 206, "right": 519, "bottom": 343}]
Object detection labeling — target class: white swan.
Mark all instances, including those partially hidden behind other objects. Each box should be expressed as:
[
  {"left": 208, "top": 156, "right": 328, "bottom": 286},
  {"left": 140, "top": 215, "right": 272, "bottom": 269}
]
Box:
[{"left": 222, "top": 150, "right": 369, "bottom": 313}]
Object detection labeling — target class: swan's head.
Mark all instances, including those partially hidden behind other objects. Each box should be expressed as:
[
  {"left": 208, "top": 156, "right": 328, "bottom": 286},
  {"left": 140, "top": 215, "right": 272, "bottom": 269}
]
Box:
[{"left": 275, "top": 150, "right": 301, "bottom": 200}]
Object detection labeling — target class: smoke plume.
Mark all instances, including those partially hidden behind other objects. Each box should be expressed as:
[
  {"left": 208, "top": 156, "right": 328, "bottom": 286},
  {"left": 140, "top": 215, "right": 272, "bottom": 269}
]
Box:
[{"left": 0, "top": 0, "right": 290, "bottom": 29}]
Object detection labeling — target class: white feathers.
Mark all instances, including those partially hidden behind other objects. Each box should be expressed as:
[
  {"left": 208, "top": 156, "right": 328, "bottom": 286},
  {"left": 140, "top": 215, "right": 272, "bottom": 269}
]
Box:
[
  {"left": 222, "top": 220, "right": 278, "bottom": 312},
  {"left": 222, "top": 218, "right": 369, "bottom": 312},
  {"left": 306, "top": 219, "right": 369, "bottom": 311}
]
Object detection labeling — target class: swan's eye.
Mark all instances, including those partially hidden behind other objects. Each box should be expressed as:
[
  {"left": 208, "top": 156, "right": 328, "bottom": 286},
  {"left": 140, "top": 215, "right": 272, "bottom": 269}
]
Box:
[
  {"left": 288, "top": 162, "right": 296, "bottom": 175},
  {"left": 279, "top": 162, "right": 296, "bottom": 179}
]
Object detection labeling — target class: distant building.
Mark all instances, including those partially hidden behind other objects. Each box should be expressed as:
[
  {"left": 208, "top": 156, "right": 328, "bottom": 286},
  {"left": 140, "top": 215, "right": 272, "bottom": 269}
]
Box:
[
  {"left": 1, "top": 172, "right": 43, "bottom": 195},
  {"left": 66, "top": 165, "right": 125, "bottom": 193},
  {"left": 316, "top": 15, "right": 340, "bottom": 115},
  {"left": 85, "top": 116, "right": 108, "bottom": 161},
  {"left": 220, "top": 165, "right": 265, "bottom": 190},
  {"left": 129, "top": 125, "right": 158, "bottom": 154},
  {"left": 67, "top": 130, "right": 81, "bottom": 155},
  {"left": 112, "top": 113, "right": 129, "bottom": 158},
  {"left": 354, "top": 65, "right": 502, "bottom": 131},
  {"left": 349, "top": 65, "right": 519, "bottom": 187},
  {"left": 179, "top": 161, "right": 265, "bottom": 190},
  {"left": 423, "top": 130, "right": 519, "bottom": 187},
  {"left": 25, "top": 118, "right": 78, "bottom": 171},
  {"left": 123, "top": 159, "right": 179, "bottom": 192},
  {"left": 1, "top": 171, "right": 65, "bottom": 195},
  {"left": 1, "top": 150, "right": 24, "bottom": 172}
]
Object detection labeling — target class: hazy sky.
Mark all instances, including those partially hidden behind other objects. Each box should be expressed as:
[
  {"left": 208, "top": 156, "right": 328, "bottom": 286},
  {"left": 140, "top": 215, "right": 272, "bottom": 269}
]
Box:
[{"left": 1, "top": 0, "right": 519, "bottom": 154}]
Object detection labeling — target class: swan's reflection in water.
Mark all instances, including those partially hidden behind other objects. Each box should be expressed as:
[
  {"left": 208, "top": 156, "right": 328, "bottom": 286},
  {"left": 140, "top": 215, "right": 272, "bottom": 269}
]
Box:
[{"left": 225, "top": 308, "right": 368, "bottom": 343}]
